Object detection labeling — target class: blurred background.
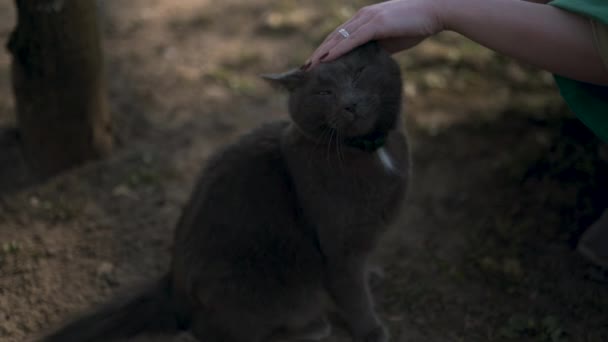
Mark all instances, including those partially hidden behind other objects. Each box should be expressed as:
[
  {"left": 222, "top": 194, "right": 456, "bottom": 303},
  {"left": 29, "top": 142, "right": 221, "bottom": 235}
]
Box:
[{"left": 0, "top": 1, "right": 606, "bottom": 341}]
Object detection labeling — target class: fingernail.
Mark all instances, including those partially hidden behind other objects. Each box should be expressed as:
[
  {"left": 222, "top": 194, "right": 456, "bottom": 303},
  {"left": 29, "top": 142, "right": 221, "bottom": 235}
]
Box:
[
  {"left": 301, "top": 60, "right": 311, "bottom": 70},
  {"left": 319, "top": 52, "right": 329, "bottom": 61}
]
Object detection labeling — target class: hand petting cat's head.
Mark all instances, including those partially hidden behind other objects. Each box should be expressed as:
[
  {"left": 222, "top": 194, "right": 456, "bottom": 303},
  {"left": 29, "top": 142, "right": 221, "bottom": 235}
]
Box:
[{"left": 263, "top": 42, "right": 402, "bottom": 140}]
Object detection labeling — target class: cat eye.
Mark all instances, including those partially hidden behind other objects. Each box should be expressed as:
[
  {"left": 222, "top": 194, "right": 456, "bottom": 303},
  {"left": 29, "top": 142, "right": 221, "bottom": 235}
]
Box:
[{"left": 317, "top": 90, "right": 332, "bottom": 96}]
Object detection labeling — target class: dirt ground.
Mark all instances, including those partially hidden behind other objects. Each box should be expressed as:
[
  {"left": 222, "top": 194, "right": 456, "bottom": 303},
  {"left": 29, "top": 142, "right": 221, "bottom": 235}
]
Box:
[{"left": 1, "top": 0, "right": 607, "bottom": 341}]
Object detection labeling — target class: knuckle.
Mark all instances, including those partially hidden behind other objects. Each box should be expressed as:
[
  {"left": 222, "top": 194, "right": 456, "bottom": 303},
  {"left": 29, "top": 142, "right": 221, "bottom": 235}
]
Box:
[
  {"left": 358, "top": 5, "right": 375, "bottom": 17},
  {"left": 374, "top": 10, "right": 388, "bottom": 25}
]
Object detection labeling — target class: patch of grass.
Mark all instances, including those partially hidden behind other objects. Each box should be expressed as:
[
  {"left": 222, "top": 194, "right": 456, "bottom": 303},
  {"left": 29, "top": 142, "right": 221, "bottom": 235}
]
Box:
[
  {"left": 499, "top": 314, "right": 567, "bottom": 342},
  {"left": 2, "top": 240, "right": 20, "bottom": 255},
  {"left": 28, "top": 195, "right": 82, "bottom": 222},
  {"left": 382, "top": 266, "right": 447, "bottom": 316},
  {"left": 127, "top": 167, "right": 161, "bottom": 188},
  {"left": 0, "top": 240, "right": 21, "bottom": 268}
]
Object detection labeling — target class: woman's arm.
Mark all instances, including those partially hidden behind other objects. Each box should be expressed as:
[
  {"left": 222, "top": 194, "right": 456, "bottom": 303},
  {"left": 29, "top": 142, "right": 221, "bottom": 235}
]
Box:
[
  {"left": 308, "top": 0, "right": 608, "bottom": 86},
  {"left": 444, "top": 0, "right": 608, "bottom": 85}
]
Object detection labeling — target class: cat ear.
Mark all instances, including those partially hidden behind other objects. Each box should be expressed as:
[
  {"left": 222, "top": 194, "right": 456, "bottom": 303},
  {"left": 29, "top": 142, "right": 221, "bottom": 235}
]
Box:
[{"left": 261, "top": 69, "right": 307, "bottom": 91}]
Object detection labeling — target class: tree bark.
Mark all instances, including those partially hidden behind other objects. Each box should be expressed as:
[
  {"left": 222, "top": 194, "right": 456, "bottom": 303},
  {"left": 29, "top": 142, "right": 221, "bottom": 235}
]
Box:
[{"left": 7, "top": 0, "right": 112, "bottom": 177}]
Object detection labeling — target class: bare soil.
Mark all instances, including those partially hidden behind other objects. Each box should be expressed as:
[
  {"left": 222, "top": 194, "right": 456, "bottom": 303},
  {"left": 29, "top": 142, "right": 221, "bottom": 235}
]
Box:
[{"left": 0, "top": 1, "right": 606, "bottom": 341}]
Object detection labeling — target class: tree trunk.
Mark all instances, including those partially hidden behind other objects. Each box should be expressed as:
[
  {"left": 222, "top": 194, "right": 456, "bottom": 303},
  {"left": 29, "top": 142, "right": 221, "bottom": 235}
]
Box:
[{"left": 7, "top": 0, "right": 112, "bottom": 178}]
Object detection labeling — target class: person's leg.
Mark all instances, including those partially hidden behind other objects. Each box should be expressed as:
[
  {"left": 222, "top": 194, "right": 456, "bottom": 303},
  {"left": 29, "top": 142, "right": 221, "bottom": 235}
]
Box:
[{"left": 578, "top": 209, "right": 608, "bottom": 269}]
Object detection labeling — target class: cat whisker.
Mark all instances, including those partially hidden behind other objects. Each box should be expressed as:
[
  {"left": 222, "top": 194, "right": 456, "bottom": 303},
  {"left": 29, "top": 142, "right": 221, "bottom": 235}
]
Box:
[
  {"left": 336, "top": 131, "right": 345, "bottom": 171},
  {"left": 311, "top": 128, "right": 330, "bottom": 168},
  {"left": 327, "top": 129, "right": 336, "bottom": 166}
]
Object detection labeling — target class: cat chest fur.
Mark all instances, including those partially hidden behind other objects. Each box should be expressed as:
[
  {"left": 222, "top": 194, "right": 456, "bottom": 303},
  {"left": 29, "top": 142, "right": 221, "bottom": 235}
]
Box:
[{"left": 281, "top": 123, "right": 409, "bottom": 252}]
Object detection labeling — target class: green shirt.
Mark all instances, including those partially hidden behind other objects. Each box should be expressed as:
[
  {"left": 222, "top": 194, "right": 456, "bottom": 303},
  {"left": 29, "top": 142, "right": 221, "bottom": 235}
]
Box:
[{"left": 549, "top": 0, "right": 608, "bottom": 142}]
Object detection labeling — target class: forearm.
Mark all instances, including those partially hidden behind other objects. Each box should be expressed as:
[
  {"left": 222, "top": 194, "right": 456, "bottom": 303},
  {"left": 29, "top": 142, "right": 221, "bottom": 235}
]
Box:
[{"left": 442, "top": 0, "right": 608, "bottom": 85}]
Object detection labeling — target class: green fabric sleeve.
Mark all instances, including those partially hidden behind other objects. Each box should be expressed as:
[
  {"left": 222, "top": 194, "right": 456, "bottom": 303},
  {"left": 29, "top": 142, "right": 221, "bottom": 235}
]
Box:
[
  {"left": 592, "top": 20, "right": 608, "bottom": 70},
  {"left": 549, "top": 0, "right": 608, "bottom": 142},
  {"left": 549, "top": 0, "right": 608, "bottom": 25},
  {"left": 553, "top": 76, "right": 608, "bottom": 142}
]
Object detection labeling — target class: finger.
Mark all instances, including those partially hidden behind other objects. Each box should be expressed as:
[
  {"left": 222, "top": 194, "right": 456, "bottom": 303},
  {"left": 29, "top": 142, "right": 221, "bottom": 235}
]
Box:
[
  {"left": 315, "top": 19, "right": 357, "bottom": 52},
  {"left": 310, "top": 10, "right": 366, "bottom": 59},
  {"left": 308, "top": 28, "right": 348, "bottom": 65},
  {"left": 307, "top": 6, "right": 378, "bottom": 68},
  {"left": 308, "top": 15, "right": 372, "bottom": 69},
  {"left": 320, "top": 22, "right": 377, "bottom": 63},
  {"left": 308, "top": 21, "right": 362, "bottom": 67}
]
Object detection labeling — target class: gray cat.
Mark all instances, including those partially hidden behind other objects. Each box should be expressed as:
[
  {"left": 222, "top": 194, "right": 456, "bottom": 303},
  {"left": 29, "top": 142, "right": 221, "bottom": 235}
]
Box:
[{"left": 41, "top": 42, "right": 409, "bottom": 342}]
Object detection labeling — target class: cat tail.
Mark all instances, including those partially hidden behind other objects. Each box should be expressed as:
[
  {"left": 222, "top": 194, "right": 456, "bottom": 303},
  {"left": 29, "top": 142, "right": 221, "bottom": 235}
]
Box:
[{"left": 41, "top": 275, "right": 183, "bottom": 342}]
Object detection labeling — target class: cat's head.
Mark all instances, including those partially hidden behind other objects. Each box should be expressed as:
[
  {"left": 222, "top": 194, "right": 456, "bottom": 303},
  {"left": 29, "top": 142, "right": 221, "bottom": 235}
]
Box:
[{"left": 263, "top": 42, "right": 402, "bottom": 140}]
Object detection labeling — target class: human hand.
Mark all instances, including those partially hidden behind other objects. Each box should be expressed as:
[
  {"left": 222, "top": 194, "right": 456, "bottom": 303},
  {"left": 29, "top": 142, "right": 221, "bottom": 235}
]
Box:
[{"left": 307, "top": 0, "right": 446, "bottom": 69}]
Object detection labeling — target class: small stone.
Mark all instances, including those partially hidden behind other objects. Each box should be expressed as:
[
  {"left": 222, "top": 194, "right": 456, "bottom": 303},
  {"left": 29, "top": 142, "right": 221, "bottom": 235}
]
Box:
[
  {"left": 97, "top": 262, "right": 113, "bottom": 275},
  {"left": 404, "top": 83, "right": 418, "bottom": 97},
  {"left": 97, "top": 262, "right": 119, "bottom": 286},
  {"left": 29, "top": 196, "right": 40, "bottom": 208},
  {"left": 423, "top": 72, "right": 447, "bottom": 89}
]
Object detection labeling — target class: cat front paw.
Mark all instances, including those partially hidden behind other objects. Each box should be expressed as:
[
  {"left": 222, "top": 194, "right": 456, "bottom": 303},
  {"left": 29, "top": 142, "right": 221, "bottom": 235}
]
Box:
[{"left": 356, "top": 324, "right": 390, "bottom": 342}]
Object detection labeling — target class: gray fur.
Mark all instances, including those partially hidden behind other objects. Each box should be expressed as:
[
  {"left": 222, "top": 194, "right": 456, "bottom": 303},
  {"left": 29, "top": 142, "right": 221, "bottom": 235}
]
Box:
[{"left": 42, "top": 42, "right": 409, "bottom": 342}]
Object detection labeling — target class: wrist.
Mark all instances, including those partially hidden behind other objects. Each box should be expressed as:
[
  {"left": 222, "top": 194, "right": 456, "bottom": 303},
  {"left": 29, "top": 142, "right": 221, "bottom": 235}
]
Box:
[{"left": 437, "top": 0, "right": 473, "bottom": 33}]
